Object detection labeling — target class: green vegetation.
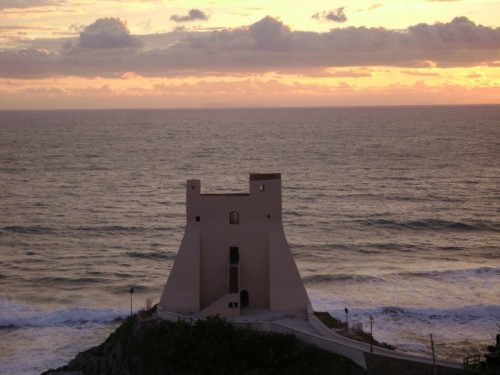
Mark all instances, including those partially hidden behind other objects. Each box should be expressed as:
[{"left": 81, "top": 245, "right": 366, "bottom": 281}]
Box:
[
  {"left": 314, "top": 311, "right": 395, "bottom": 350},
  {"left": 44, "top": 307, "right": 363, "bottom": 375},
  {"left": 464, "top": 323, "right": 500, "bottom": 375},
  {"left": 470, "top": 323, "right": 500, "bottom": 375}
]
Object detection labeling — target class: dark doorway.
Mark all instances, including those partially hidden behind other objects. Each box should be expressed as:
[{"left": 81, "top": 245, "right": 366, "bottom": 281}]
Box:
[{"left": 240, "top": 290, "right": 249, "bottom": 307}]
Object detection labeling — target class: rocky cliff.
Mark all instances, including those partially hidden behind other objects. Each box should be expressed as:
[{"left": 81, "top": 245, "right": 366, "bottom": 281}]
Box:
[{"left": 42, "top": 308, "right": 362, "bottom": 375}]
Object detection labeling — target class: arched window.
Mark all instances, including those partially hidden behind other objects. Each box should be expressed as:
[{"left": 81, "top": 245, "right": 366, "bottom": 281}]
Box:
[{"left": 229, "top": 211, "right": 239, "bottom": 224}]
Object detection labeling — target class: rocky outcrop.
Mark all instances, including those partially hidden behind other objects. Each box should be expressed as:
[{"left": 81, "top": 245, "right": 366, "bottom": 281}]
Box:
[{"left": 42, "top": 310, "right": 363, "bottom": 375}]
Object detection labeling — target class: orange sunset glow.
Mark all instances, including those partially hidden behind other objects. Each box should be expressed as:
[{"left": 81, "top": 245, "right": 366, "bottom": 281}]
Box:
[{"left": 1, "top": 0, "right": 499, "bottom": 109}]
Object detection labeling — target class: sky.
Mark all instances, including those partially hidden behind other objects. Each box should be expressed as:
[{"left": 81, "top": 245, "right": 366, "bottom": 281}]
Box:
[{"left": 0, "top": 0, "right": 499, "bottom": 109}]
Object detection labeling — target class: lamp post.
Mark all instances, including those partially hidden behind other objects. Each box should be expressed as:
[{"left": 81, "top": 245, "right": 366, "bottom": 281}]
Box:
[
  {"left": 369, "top": 315, "right": 374, "bottom": 353},
  {"left": 430, "top": 333, "right": 437, "bottom": 375},
  {"left": 345, "top": 307, "right": 349, "bottom": 330},
  {"left": 129, "top": 287, "right": 134, "bottom": 316}
]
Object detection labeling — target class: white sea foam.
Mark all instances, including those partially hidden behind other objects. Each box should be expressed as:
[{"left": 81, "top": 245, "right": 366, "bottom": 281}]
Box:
[
  {"left": 0, "top": 297, "right": 124, "bottom": 375},
  {"left": 309, "top": 290, "right": 499, "bottom": 360},
  {"left": 0, "top": 297, "right": 126, "bottom": 329}
]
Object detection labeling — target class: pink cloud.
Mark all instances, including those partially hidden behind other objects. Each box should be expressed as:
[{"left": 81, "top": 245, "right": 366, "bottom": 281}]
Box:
[
  {"left": 329, "top": 69, "right": 373, "bottom": 78},
  {"left": 401, "top": 70, "right": 441, "bottom": 77}
]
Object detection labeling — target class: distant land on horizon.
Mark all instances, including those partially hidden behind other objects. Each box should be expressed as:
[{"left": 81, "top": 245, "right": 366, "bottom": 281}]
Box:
[{"left": 2, "top": 103, "right": 499, "bottom": 112}]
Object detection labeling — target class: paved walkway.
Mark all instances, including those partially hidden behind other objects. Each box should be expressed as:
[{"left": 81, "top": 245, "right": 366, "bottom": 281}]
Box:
[{"left": 159, "top": 307, "right": 464, "bottom": 372}]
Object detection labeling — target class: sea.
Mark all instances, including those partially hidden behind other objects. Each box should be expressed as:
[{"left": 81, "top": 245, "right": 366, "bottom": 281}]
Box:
[{"left": 0, "top": 106, "right": 499, "bottom": 374}]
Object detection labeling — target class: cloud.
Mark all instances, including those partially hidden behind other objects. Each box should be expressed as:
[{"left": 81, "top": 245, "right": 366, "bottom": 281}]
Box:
[
  {"left": 247, "top": 16, "right": 292, "bottom": 49},
  {"left": 0, "top": 0, "right": 63, "bottom": 10},
  {"left": 312, "top": 8, "right": 348, "bottom": 23},
  {"left": 368, "top": 4, "right": 383, "bottom": 11},
  {"left": 20, "top": 86, "right": 63, "bottom": 94},
  {"left": 407, "top": 16, "right": 498, "bottom": 48},
  {"left": 0, "top": 16, "right": 499, "bottom": 79},
  {"left": 0, "top": 26, "right": 28, "bottom": 31},
  {"left": 69, "top": 84, "right": 113, "bottom": 95},
  {"left": 170, "top": 9, "right": 209, "bottom": 23},
  {"left": 69, "top": 23, "right": 85, "bottom": 34},
  {"left": 329, "top": 69, "right": 373, "bottom": 78},
  {"left": 78, "top": 18, "right": 144, "bottom": 49},
  {"left": 401, "top": 70, "right": 441, "bottom": 77}
]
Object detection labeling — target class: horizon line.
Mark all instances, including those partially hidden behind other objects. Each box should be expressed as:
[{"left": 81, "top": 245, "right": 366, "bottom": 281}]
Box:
[{"left": 1, "top": 103, "right": 499, "bottom": 112}]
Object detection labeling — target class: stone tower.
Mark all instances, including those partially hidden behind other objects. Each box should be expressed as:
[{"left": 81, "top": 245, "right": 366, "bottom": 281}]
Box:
[{"left": 158, "top": 173, "right": 310, "bottom": 319}]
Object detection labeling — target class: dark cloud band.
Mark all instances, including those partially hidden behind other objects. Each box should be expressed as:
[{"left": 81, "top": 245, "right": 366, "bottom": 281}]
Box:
[{"left": 0, "top": 16, "right": 498, "bottom": 78}]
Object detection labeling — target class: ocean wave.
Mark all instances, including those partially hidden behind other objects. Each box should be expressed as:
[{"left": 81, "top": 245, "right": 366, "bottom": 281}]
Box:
[
  {"left": 283, "top": 210, "right": 304, "bottom": 217},
  {"left": 325, "top": 303, "right": 500, "bottom": 325},
  {"left": 397, "top": 266, "right": 500, "bottom": 280},
  {"left": 292, "top": 243, "right": 351, "bottom": 251},
  {"left": 304, "top": 273, "right": 384, "bottom": 284},
  {"left": 76, "top": 225, "right": 170, "bottom": 234},
  {"left": 77, "top": 225, "right": 148, "bottom": 233},
  {"left": 1, "top": 225, "right": 55, "bottom": 234},
  {"left": 357, "top": 243, "right": 418, "bottom": 254},
  {"left": 377, "top": 304, "right": 500, "bottom": 322},
  {"left": 35, "top": 276, "right": 111, "bottom": 285},
  {"left": 358, "top": 218, "right": 499, "bottom": 232},
  {"left": 0, "top": 298, "right": 125, "bottom": 329},
  {"left": 126, "top": 251, "right": 175, "bottom": 260}
]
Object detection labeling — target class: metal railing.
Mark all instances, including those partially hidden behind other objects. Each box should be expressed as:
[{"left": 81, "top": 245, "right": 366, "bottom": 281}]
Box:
[{"left": 463, "top": 353, "right": 483, "bottom": 369}]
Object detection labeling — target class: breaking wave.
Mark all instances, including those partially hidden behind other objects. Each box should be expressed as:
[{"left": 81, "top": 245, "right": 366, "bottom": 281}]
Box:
[
  {"left": 324, "top": 303, "right": 500, "bottom": 329},
  {"left": 377, "top": 304, "right": 500, "bottom": 323},
  {"left": 0, "top": 298, "right": 125, "bottom": 329}
]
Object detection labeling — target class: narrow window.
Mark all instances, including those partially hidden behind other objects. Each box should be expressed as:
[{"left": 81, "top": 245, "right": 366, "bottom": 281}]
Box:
[
  {"left": 259, "top": 184, "right": 265, "bottom": 192},
  {"left": 230, "top": 247, "right": 239, "bottom": 264},
  {"left": 229, "top": 211, "right": 239, "bottom": 224},
  {"left": 195, "top": 216, "right": 200, "bottom": 222}
]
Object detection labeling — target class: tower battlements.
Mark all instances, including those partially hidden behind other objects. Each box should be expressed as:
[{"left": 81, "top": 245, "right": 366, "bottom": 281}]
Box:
[{"left": 186, "top": 173, "right": 283, "bottom": 227}]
